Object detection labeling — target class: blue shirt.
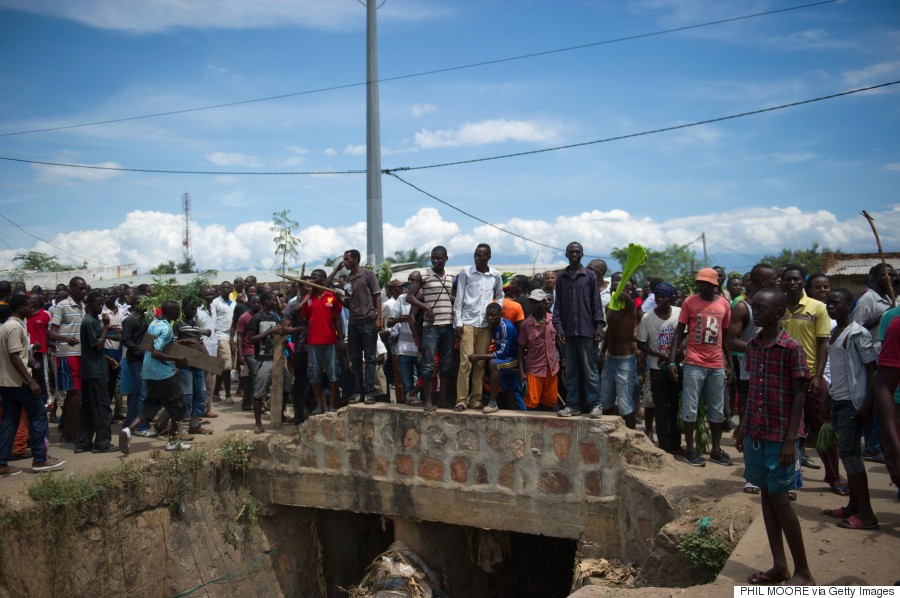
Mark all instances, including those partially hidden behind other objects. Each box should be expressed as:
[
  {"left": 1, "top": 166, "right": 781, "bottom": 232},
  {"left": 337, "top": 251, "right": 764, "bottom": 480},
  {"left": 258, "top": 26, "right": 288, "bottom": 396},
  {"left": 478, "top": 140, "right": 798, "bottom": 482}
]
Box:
[
  {"left": 491, "top": 317, "right": 519, "bottom": 360},
  {"left": 142, "top": 318, "right": 176, "bottom": 381}
]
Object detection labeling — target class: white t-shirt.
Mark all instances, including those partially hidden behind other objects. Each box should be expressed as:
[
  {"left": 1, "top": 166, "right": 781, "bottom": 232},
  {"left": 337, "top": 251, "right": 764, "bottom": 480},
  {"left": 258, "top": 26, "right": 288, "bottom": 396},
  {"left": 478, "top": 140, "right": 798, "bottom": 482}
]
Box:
[{"left": 636, "top": 306, "right": 681, "bottom": 369}]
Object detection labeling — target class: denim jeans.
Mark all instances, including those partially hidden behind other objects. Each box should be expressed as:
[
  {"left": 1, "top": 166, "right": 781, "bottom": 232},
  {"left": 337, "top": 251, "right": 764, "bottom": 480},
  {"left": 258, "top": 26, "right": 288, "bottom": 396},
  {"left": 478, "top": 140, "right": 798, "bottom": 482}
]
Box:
[
  {"left": 599, "top": 354, "right": 637, "bottom": 415},
  {"left": 562, "top": 336, "right": 600, "bottom": 410},
  {"left": 420, "top": 325, "right": 454, "bottom": 385},
  {"left": 348, "top": 320, "right": 377, "bottom": 396},
  {"left": 680, "top": 364, "right": 725, "bottom": 423},
  {"left": 178, "top": 366, "right": 207, "bottom": 420},
  {"left": 126, "top": 359, "right": 150, "bottom": 431},
  {"left": 0, "top": 384, "right": 49, "bottom": 465},
  {"left": 399, "top": 354, "right": 420, "bottom": 397}
]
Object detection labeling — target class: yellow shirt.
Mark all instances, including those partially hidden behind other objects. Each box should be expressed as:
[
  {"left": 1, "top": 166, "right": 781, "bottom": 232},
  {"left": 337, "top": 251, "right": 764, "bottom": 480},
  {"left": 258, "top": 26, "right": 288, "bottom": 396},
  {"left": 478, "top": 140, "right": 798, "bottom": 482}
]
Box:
[{"left": 780, "top": 291, "right": 829, "bottom": 374}]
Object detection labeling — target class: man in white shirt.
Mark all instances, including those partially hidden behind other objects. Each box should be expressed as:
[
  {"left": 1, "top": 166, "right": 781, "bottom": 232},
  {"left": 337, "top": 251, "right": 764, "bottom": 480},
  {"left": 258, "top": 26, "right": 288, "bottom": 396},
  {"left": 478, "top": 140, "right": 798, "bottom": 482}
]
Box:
[
  {"left": 453, "top": 243, "right": 504, "bottom": 411},
  {"left": 210, "top": 281, "right": 236, "bottom": 405}
]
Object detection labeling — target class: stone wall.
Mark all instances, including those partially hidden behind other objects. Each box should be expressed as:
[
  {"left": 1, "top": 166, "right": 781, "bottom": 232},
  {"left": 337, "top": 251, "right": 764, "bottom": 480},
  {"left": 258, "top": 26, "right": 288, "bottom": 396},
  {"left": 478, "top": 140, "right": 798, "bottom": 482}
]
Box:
[{"left": 250, "top": 404, "right": 674, "bottom": 564}]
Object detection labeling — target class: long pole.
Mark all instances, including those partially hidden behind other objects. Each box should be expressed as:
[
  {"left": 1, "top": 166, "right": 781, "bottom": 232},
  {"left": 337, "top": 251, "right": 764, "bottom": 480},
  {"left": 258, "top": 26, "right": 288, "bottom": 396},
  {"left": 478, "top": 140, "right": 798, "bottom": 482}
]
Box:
[
  {"left": 366, "top": 0, "right": 384, "bottom": 266},
  {"left": 702, "top": 232, "right": 708, "bottom": 267}
]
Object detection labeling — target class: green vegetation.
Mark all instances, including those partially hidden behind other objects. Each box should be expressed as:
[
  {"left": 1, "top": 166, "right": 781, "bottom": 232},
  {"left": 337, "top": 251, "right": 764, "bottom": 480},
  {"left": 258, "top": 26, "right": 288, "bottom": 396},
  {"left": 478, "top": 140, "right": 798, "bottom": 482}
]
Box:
[
  {"left": 677, "top": 524, "right": 730, "bottom": 583},
  {"left": 28, "top": 460, "right": 147, "bottom": 508},
  {"left": 386, "top": 248, "right": 429, "bottom": 267},
  {"left": 611, "top": 242, "right": 696, "bottom": 286},
  {"left": 218, "top": 434, "right": 256, "bottom": 472},
  {"left": 761, "top": 242, "right": 831, "bottom": 275}
]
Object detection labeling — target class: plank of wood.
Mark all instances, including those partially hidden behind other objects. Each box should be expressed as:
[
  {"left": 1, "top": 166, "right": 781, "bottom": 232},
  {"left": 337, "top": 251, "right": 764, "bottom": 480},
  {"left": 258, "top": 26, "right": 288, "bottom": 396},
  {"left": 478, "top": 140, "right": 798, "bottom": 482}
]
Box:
[
  {"left": 140, "top": 334, "right": 227, "bottom": 375},
  {"left": 269, "top": 335, "right": 284, "bottom": 428}
]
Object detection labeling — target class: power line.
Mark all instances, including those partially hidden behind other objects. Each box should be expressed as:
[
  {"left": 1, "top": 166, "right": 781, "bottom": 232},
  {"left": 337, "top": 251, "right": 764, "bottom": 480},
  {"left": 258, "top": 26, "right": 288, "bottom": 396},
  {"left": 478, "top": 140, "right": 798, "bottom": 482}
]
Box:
[
  {"left": 0, "top": 0, "right": 839, "bottom": 137},
  {"left": 0, "top": 213, "right": 112, "bottom": 267},
  {"left": 386, "top": 171, "right": 610, "bottom": 260},
  {"left": 1, "top": 79, "right": 895, "bottom": 176}
]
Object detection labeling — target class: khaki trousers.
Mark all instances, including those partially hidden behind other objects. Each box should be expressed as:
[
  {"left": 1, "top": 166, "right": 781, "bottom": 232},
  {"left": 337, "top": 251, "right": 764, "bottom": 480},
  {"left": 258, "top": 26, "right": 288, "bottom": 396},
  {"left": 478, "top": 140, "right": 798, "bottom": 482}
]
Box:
[{"left": 456, "top": 325, "right": 491, "bottom": 406}]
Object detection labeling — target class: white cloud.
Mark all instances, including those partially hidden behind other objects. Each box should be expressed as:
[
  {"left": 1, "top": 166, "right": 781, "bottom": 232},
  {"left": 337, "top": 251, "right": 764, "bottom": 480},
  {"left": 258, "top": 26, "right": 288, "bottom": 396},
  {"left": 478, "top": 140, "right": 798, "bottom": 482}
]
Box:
[
  {"left": 411, "top": 103, "right": 437, "bottom": 117},
  {"left": 324, "top": 148, "right": 339, "bottom": 157},
  {"left": 344, "top": 144, "right": 366, "bottom": 156},
  {"left": 414, "top": 119, "right": 559, "bottom": 149},
  {"left": 773, "top": 152, "right": 815, "bottom": 164},
  {"left": 843, "top": 61, "right": 900, "bottom": 88},
  {"left": 206, "top": 152, "right": 263, "bottom": 167},
  {"left": 884, "top": 163, "right": 900, "bottom": 173},
  {"left": 2, "top": 0, "right": 445, "bottom": 33},
  {"left": 2, "top": 206, "right": 897, "bottom": 275},
  {"left": 30, "top": 151, "right": 124, "bottom": 186}
]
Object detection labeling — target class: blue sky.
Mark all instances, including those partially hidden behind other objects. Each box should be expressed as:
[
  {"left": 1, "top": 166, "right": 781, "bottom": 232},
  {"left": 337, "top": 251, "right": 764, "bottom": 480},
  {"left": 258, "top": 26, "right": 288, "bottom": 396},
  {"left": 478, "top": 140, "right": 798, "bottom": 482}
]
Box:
[{"left": 1, "top": 0, "right": 898, "bottom": 275}]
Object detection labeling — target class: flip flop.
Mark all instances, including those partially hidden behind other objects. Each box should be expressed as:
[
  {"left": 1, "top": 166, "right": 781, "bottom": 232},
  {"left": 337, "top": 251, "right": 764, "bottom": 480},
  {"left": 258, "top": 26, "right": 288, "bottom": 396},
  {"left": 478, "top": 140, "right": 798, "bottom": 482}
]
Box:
[
  {"left": 482, "top": 405, "right": 499, "bottom": 414},
  {"left": 822, "top": 506, "right": 853, "bottom": 519},
  {"left": 829, "top": 484, "right": 850, "bottom": 496},
  {"left": 788, "top": 491, "right": 797, "bottom": 502},
  {"left": 747, "top": 571, "right": 789, "bottom": 585},
  {"left": 743, "top": 483, "right": 760, "bottom": 495},
  {"left": 837, "top": 515, "right": 879, "bottom": 530},
  {"left": 454, "top": 404, "right": 466, "bottom": 412}
]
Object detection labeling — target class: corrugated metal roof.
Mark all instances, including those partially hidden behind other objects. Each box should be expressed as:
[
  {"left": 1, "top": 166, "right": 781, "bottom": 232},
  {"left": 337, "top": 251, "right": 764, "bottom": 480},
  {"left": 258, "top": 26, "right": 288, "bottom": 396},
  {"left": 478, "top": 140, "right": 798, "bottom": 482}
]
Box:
[{"left": 825, "top": 258, "right": 894, "bottom": 277}]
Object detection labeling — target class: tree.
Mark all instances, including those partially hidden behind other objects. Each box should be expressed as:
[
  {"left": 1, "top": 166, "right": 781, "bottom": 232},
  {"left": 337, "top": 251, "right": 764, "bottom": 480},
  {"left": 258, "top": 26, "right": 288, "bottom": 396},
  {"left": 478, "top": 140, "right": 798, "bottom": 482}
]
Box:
[
  {"left": 13, "top": 251, "right": 85, "bottom": 272},
  {"left": 610, "top": 242, "right": 697, "bottom": 285},
  {"left": 177, "top": 255, "right": 196, "bottom": 274},
  {"left": 271, "top": 210, "right": 301, "bottom": 279},
  {"left": 386, "top": 248, "right": 429, "bottom": 267},
  {"left": 761, "top": 242, "right": 830, "bottom": 275},
  {"left": 150, "top": 261, "right": 177, "bottom": 275}
]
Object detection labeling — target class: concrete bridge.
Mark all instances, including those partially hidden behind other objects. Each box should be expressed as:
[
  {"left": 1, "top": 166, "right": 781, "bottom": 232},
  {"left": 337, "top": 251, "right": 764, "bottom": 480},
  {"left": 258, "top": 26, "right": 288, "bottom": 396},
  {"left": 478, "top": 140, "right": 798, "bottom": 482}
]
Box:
[{"left": 250, "top": 404, "right": 679, "bottom": 566}]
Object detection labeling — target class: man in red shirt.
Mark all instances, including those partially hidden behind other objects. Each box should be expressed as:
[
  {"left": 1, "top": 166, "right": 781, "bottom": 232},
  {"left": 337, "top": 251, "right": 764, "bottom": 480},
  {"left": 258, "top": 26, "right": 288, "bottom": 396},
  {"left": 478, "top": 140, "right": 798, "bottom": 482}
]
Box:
[
  {"left": 27, "top": 296, "right": 51, "bottom": 413},
  {"left": 875, "top": 316, "right": 900, "bottom": 488},
  {"left": 301, "top": 269, "right": 344, "bottom": 414},
  {"left": 669, "top": 268, "right": 733, "bottom": 467}
]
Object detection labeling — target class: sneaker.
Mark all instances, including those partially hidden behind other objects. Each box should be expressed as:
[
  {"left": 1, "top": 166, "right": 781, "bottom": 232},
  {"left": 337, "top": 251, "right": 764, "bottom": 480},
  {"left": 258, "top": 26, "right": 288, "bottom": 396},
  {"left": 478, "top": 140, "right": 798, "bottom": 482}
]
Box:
[
  {"left": 204, "top": 411, "right": 219, "bottom": 418},
  {"left": 224, "top": 397, "right": 235, "bottom": 406},
  {"left": 801, "top": 455, "right": 821, "bottom": 469},
  {"left": 0, "top": 465, "right": 22, "bottom": 477},
  {"left": 310, "top": 405, "right": 323, "bottom": 415},
  {"left": 73, "top": 445, "right": 92, "bottom": 454},
  {"left": 119, "top": 427, "right": 132, "bottom": 455},
  {"left": 684, "top": 450, "right": 705, "bottom": 467},
  {"left": 134, "top": 428, "right": 158, "bottom": 438},
  {"left": 31, "top": 457, "right": 66, "bottom": 472},
  {"left": 557, "top": 406, "right": 579, "bottom": 417},
  {"left": 347, "top": 394, "right": 362, "bottom": 404},
  {"left": 364, "top": 395, "right": 376, "bottom": 405},
  {"left": 165, "top": 441, "right": 192, "bottom": 452},
  {"left": 175, "top": 432, "right": 195, "bottom": 442},
  {"left": 92, "top": 445, "right": 120, "bottom": 454},
  {"left": 709, "top": 449, "right": 733, "bottom": 466},
  {"left": 862, "top": 450, "right": 885, "bottom": 464},
  {"left": 588, "top": 405, "right": 602, "bottom": 419}
]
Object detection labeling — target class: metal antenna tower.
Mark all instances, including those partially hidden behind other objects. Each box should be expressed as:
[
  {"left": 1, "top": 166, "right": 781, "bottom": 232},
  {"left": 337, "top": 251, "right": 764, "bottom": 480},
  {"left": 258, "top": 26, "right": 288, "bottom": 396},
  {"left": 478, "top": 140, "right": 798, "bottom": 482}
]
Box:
[{"left": 182, "top": 191, "right": 191, "bottom": 264}]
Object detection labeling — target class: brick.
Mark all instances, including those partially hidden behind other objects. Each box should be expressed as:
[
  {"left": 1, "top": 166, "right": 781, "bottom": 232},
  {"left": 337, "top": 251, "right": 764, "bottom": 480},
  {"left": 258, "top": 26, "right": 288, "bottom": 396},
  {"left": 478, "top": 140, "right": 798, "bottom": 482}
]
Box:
[
  {"left": 307, "top": 418, "right": 318, "bottom": 438},
  {"left": 509, "top": 438, "right": 525, "bottom": 460},
  {"left": 498, "top": 462, "right": 516, "bottom": 490},
  {"left": 456, "top": 430, "right": 478, "bottom": 451},
  {"left": 324, "top": 447, "right": 341, "bottom": 470},
  {"left": 300, "top": 450, "right": 317, "bottom": 469},
  {"left": 450, "top": 458, "right": 469, "bottom": 484},
  {"left": 538, "top": 470, "right": 573, "bottom": 495},
  {"left": 553, "top": 434, "right": 571, "bottom": 460},
  {"left": 395, "top": 455, "right": 413, "bottom": 477},
  {"left": 475, "top": 464, "right": 489, "bottom": 485},
  {"left": 487, "top": 430, "right": 503, "bottom": 453},
  {"left": 418, "top": 458, "right": 444, "bottom": 482},
  {"left": 426, "top": 426, "right": 448, "bottom": 450},
  {"left": 320, "top": 419, "right": 334, "bottom": 441},
  {"left": 380, "top": 424, "right": 396, "bottom": 447},
  {"left": 403, "top": 427, "right": 420, "bottom": 449},
  {"left": 531, "top": 434, "right": 544, "bottom": 458},
  {"left": 579, "top": 442, "right": 600, "bottom": 464},
  {"left": 335, "top": 419, "right": 346, "bottom": 442},
  {"left": 348, "top": 422, "right": 361, "bottom": 442},
  {"left": 584, "top": 471, "right": 602, "bottom": 496},
  {"left": 348, "top": 451, "right": 365, "bottom": 472},
  {"left": 373, "top": 457, "right": 389, "bottom": 477},
  {"left": 363, "top": 423, "right": 375, "bottom": 445}
]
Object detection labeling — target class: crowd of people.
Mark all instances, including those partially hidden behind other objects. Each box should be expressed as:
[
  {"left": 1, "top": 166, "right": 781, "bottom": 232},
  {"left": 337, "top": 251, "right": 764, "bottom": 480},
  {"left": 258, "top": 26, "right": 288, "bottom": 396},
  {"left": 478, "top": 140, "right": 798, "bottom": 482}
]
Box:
[{"left": 1, "top": 244, "right": 899, "bottom": 586}]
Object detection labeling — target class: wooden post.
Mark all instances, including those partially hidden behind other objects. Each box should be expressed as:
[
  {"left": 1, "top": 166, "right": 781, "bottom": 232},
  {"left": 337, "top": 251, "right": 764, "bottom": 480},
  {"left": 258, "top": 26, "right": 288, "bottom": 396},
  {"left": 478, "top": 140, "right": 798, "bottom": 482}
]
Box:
[
  {"left": 862, "top": 210, "right": 897, "bottom": 304},
  {"left": 270, "top": 334, "right": 285, "bottom": 427}
]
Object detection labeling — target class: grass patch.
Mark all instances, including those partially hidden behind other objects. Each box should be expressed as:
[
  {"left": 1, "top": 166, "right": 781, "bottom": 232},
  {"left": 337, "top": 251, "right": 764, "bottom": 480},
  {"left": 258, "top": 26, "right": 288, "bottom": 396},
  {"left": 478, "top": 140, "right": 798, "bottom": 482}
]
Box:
[
  {"left": 218, "top": 434, "right": 255, "bottom": 472},
  {"left": 28, "top": 460, "right": 148, "bottom": 508},
  {"left": 677, "top": 525, "right": 730, "bottom": 583}
]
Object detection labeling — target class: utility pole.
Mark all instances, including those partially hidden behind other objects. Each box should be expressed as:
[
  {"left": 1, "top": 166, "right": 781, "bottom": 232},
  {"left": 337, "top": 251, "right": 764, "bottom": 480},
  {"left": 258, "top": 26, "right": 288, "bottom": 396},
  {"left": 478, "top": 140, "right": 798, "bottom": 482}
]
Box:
[
  {"left": 365, "top": 0, "right": 384, "bottom": 266},
  {"left": 701, "top": 232, "right": 708, "bottom": 268},
  {"left": 182, "top": 191, "right": 191, "bottom": 266}
]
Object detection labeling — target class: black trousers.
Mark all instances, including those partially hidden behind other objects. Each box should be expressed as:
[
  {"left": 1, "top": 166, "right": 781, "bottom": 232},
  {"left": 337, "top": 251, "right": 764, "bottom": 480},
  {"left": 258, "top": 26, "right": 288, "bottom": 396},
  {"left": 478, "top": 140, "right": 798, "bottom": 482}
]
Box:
[{"left": 76, "top": 377, "right": 112, "bottom": 449}]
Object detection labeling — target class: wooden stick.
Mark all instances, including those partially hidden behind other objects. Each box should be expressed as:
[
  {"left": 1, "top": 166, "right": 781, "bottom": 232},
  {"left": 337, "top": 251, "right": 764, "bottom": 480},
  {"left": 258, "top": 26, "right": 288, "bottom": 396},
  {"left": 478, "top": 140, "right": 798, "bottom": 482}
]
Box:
[
  {"left": 862, "top": 210, "right": 896, "bottom": 304},
  {"left": 277, "top": 273, "right": 342, "bottom": 295}
]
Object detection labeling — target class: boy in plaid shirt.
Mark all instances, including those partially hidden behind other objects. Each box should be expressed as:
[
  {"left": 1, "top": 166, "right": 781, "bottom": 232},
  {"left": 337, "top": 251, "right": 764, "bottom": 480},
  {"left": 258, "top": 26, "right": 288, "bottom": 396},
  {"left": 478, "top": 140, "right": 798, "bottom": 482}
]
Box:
[{"left": 734, "top": 288, "right": 814, "bottom": 586}]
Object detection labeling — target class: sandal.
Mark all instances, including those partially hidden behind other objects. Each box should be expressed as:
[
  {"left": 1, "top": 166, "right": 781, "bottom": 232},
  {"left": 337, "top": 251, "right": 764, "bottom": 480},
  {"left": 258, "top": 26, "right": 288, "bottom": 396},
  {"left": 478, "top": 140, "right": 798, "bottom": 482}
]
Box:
[
  {"left": 743, "top": 483, "right": 760, "bottom": 495},
  {"left": 187, "top": 426, "right": 214, "bottom": 435},
  {"left": 829, "top": 483, "right": 850, "bottom": 496},
  {"left": 254, "top": 426, "right": 265, "bottom": 434},
  {"left": 788, "top": 491, "right": 797, "bottom": 502},
  {"left": 822, "top": 506, "right": 854, "bottom": 519},
  {"left": 747, "top": 571, "right": 789, "bottom": 585},
  {"left": 482, "top": 405, "right": 499, "bottom": 414},
  {"left": 454, "top": 404, "right": 466, "bottom": 412},
  {"left": 836, "top": 515, "right": 879, "bottom": 530}
]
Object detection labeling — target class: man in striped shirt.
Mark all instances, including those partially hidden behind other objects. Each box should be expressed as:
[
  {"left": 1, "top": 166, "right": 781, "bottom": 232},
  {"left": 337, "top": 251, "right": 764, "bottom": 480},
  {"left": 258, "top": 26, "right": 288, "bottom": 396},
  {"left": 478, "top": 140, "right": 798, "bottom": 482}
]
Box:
[
  {"left": 407, "top": 246, "right": 456, "bottom": 411},
  {"left": 48, "top": 276, "right": 87, "bottom": 441}
]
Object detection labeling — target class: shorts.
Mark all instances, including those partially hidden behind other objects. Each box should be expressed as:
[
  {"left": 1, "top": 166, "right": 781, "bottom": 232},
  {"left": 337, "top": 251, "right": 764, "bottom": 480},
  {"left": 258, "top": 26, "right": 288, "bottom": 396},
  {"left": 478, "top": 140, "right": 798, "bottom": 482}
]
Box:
[
  {"left": 599, "top": 354, "right": 637, "bottom": 415},
  {"left": 253, "top": 359, "right": 292, "bottom": 400},
  {"left": 307, "top": 344, "right": 339, "bottom": 384},
  {"left": 524, "top": 373, "right": 558, "bottom": 409},
  {"left": 56, "top": 356, "right": 82, "bottom": 392},
  {"left": 830, "top": 399, "right": 865, "bottom": 476},
  {"left": 680, "top": 364, "right": 725, "bottom": 423},
  {"left": 494, "top": 358, "right": 520, "bottom": 393},
  {"left": 641, "top": 370, "right": 654, "bottom": 409},
  {"left": 217, "top": 338, "right": 233, "bottom": 370},
  {"left": 143, "top": 376, "right": 186, "bottom": 422},
  {"left": 743, "top": 436, "right": 797, "bottom": 493}
]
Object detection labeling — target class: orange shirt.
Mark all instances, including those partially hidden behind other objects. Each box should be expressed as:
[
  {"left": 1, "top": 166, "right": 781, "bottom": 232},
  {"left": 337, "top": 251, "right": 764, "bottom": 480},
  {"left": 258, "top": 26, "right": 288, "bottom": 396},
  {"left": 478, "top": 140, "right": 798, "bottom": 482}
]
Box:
[{"left": 501, "top": 299, "right": 525, "bottom": 325}]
